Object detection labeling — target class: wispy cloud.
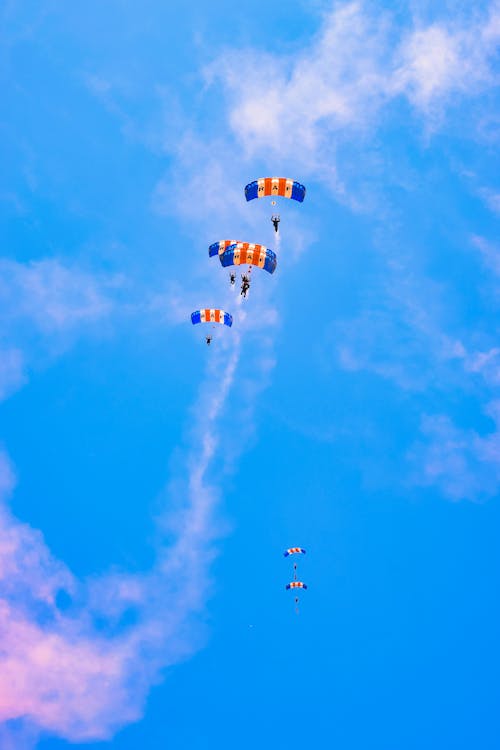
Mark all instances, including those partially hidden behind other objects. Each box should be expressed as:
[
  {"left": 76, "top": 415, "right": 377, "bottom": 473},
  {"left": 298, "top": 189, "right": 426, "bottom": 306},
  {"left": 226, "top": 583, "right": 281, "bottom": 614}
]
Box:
[
  {"left": 207, "top": 1, "right": 500, "bottom": 184},
  {"left": 334, "top": 268, "right": 467, "bottom": 391},
  {"left": 0, "top": 262, "right": 278, "bottom": 742},
  {"left": 393, "top": 6, "right": 500, "bottom": 118},
  {"left": 332, "top": 232, "right": 500, "bottom": 499},
  {"left": 478, "top": 187, "right": 500, "bottom": 215},
  {"left": 0, "top": 257, "right": 121, "bottom": 402},
  {"left": 204, "top": 1, "right": 391, "bottom": 198},
  {"left": 471, "top": 235, "right": 500, "bottom": 278},
  {"left": 0, "top": 349, "right": 25, "bottom": 402},
  {"left": 0, "top": 258, "right": 120, "bottom": 334},
  {"left": 409, "top": 401, "right": 500, "bottom": 501}
]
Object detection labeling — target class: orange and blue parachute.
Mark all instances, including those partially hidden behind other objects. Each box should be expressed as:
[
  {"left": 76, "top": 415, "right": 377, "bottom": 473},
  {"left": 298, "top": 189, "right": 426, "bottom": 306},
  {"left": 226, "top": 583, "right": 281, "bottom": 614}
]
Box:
[
  {"left": 220, "top": 243, "right": 277, "bottom": 274},
  {"left": 208, "top": 240, "right": 241, "bottom": 258},
  {"left": 191, "top": 309, "right": 233, "bottom": 327},
  {"left": 245, "top": 177, "right": 306, "bottom": 203},
  {"left": 286, "top": 581, "right": 307, "bottom": 590},
  {"left": 284, "top": 547, "right": 306, "bottom": 557}
]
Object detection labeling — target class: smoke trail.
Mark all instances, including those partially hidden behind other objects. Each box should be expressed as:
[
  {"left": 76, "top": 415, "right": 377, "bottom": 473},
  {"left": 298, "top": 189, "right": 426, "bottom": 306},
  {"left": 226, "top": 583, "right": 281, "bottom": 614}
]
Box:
[
  {"left": 275, "top": 227, "right": 281, "bottom": 255},
  {"left": 0, "top": 299, "right": 280, "bottom": 743}
]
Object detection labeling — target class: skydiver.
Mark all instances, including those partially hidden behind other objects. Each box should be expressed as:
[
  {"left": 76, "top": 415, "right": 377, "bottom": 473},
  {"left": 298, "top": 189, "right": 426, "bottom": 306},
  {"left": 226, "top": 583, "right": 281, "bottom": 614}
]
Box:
[
  {"left": 241, "top": 274, "right": 250, "bottom": 298},
  {"left": 206, "top": 335, "right": 212, "bottom": 346},
  {"left": 229, "top": 271, "right": 236, "bottom": 286},
  {"left": 271, "top": 214, "right": 280, "bottom": 233}
]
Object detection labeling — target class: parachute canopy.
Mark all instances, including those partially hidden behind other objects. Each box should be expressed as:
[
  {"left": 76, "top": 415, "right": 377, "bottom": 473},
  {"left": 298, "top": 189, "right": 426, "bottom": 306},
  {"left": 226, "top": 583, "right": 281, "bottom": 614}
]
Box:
[
  {"left": 245, "top": 177, "right": 306, "bottom": 203},
  {"left": 284, "top": 547, "right": 307, "bottom": 557},
  {"left": 286, "top": 581, "right": 307, "bottom": 590},
  {"left": 191, "top": 309, "right": 233, "bottom": 327},
  {"left": 220, "top": 243, "right": 277, "bottom": 274},
  {"left": 208, "top": 240, "right": 241, "bottom": 258}
]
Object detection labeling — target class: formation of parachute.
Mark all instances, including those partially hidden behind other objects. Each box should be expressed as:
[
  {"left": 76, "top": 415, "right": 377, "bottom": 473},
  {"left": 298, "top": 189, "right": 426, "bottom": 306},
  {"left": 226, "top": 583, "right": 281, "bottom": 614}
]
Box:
[
  {"left": 284, "top": 547, "right": 307, "bottom": 614},
  {"left": 191, "top": 178, "right": 308, "bottom": 607},
  {"left": 192, "top": 176, "right": 306, "bottom": 338}
]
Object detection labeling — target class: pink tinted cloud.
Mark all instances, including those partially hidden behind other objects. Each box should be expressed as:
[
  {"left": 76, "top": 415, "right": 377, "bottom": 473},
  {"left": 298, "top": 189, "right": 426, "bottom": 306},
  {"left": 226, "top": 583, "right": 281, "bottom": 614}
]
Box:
[
  {"left": 0, "top": 601, "right": 141, "bottom": 739},
  {"left": 0, "top": 225, "right": 280, "bottom": 742},
  {"left": 0, "top": 299, "right": 277, "bottom": 742},
  {"left": 0, "top": 453, "right": 141, "bottom": 740},
  {"left": 0, "top": 418, "right": 210, "bottom": 742}
]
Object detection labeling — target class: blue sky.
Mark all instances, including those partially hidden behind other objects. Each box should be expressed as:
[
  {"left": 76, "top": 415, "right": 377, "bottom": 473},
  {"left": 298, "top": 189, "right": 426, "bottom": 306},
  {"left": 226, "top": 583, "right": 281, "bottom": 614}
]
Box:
[{"left": 1, "top": 1, "right": 500, "bottom": 748}]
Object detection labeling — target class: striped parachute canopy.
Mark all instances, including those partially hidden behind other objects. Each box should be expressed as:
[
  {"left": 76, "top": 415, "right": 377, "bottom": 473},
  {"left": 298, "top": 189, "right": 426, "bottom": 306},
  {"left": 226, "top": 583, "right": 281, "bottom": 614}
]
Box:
[
  {"left": 286, "top": 581, "right": 307, "bottom": 590},
  {"left": 284, "top": 547, "right": 307, "bottom": 557},
  {"left": 220, "top": 243, "right": 277, "bottom": 274},
  {"left": 191, "top": 309, "right": 233, "bottom": 327},
  {"left": 245, "top": 177, "right": 306, "bottom": 203},
  {"left": 208, "top": 240, "right": 241, "bottom": 258}
]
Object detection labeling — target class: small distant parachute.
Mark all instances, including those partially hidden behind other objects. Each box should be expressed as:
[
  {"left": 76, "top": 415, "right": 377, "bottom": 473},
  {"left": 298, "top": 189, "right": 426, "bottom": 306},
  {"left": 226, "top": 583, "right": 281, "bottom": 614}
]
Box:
[
  {"left": 286, "top": 581, "right": 307, "bottom": 590},
  {"left": 220, "top": 243, "right": 277, "bottom": 274},
  {"left": 208, "top": 240, "right": 241, "bottom": 258},
  {"left": 191, "top": 309, "right": 233, "bottom": 327},
  {"left": 284, "top": 547, "right": 306, "bottom": 557},
  {"left": 245, "top": 177, "right": 306, "bottom": 203}
]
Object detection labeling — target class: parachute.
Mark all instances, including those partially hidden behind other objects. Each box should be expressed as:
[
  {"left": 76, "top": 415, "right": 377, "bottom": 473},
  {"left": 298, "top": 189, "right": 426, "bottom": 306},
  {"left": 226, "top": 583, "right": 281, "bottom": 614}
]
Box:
[
  {"left": 208, "top": 240, "right": 241, "bottom": 258},
  {"left": 220, "top": 243, "right": 277, "bottom": 274},
  {"left": 191, "top": 309, "right": 233, "bottom": 327},
  {"left": 284, "top": 547, "right": 306, "bottom": 557},
  {"left": 286, "top": 581, "right": 308, "bottom": 590},
  {"left": 245, "top": 177, "right": 306, "bottom": 203}
]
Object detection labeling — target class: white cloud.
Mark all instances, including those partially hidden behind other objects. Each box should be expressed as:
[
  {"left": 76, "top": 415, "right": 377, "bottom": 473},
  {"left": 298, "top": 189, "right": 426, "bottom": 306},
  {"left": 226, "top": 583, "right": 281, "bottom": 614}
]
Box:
[
  {"left": 464, "top": 347, "right": 500, "bottom": 386},
  {"left": 0, "top": 349, "right": 25, "bottom": 402},
  {"left": 206, "top": 2, "right": 391, "bottom": 176},
  {"left": 409, "top": 401, "right": 500, "bottom": 501},
  {"left": 334, "top": 268, "right": 467, "bottom": 391},
  {"left": 0, "top": 257, "right": 125, "bottom": 400},
  {"left": 331, "top": 245, "right": 500, "bottom": 496},
  {"left": 0, "top": 258, "right": 119, "bottom": 334},
  {"left": 393, "top": 11, "right": 499, "bottom": 116},
  {"left": 471, "top": 235, "right": 500, "bottom": 277},
  {"left": 479, "top": 187, "right": 500, "bottom": 215},
  {"left": 207, "top": 1, "right": 500, "bottom": 177}
]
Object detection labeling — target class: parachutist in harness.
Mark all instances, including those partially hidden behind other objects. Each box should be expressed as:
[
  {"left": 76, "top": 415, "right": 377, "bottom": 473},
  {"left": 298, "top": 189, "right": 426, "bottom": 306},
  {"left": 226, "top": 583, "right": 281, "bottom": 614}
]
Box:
[
  {"left": 229, "top": 272, "right": 236, "bottom": 286},
  {"left": 271, "top": 214, "right": 280, "bottom": 233},
  {"left": 205, "top": 335, "right": 212, "bottom": 346},
  {"left": 241, "top": 274, "right": 250, "bottom": 298}
]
